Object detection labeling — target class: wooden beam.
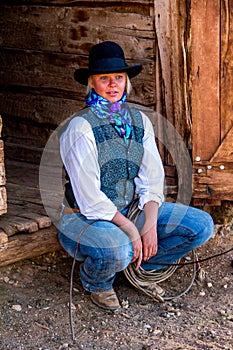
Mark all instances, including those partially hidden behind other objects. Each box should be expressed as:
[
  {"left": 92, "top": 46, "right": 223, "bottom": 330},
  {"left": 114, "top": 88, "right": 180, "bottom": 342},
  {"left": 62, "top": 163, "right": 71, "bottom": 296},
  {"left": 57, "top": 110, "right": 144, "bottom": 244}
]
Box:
[
  {"left": 0, "top": 225, "right": 61, "bottom": 267},
  {"left": 191, "top": 0, "right": 221, "bottom": 161},
  {"left": 0, "top": 6, "right": 155, "bottom": 55},
  {"left": 221, "top": 0, "right": 233, "bottom": 138},
  {"left": 0, "top": 92, "right": 83, "bottom": 126},
  {"left": 210, "top": 126, "right": 233, "bottom": 162},
  {"left": 2, "top": 0, "right": 154, "bottom": 4},
  {"left": 154, "top": 0, "right": 191, "bottom": 141},
  {"left": 0, "top": 49, "right": 156, "bottom": 106}
]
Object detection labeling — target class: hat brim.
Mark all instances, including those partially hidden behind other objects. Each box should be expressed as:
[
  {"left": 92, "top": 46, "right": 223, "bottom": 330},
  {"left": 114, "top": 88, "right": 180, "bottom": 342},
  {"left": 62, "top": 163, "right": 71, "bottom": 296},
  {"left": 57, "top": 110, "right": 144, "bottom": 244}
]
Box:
[{"left": 74, "top": 64, "right": 142, "bottom": 86}]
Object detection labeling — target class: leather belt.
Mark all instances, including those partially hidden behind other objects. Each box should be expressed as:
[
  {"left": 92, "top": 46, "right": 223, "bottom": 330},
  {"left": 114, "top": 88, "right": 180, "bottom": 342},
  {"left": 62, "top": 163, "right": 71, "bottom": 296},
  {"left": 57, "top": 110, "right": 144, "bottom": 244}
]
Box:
[{"left": 62, "top": 206, "right": 80, "bottom": 215}]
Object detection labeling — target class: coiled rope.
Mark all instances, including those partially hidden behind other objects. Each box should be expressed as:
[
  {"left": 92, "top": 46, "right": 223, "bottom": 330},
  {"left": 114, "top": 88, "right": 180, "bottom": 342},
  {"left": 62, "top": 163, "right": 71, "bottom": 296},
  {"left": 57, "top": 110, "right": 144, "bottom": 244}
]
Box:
[{"left": 123, "top": 199, "right": 198, "bottom": 302}]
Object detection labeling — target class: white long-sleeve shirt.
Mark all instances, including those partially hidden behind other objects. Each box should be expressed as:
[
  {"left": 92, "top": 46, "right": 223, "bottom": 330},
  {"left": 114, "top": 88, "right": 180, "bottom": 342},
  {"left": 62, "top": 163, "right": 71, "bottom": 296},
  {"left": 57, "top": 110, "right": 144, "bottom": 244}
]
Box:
[{"left": 60, "top": 110, "right": 164, "bottom": 220}]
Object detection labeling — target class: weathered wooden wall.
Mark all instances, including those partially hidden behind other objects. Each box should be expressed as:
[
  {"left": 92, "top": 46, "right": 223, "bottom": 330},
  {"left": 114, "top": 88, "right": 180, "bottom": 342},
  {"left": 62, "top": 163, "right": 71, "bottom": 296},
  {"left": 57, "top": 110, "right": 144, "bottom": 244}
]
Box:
[
  {"left": 0, "top": 0, "right": 194, "bottom": 265},
  {"left": 0, "top": 1, "right": 191, "bottom": 186},
  {"left": 0, "top": 0, "right": 232, "bottom": 266},
  {"left": 0, "top": 1, "right": 157, "bottom": 163},
  {"left": 192, "top": 0, "right": 233, "bottom": 206},
  {"left": 0, "top": 1, "right": 232, "bottom": 206}
]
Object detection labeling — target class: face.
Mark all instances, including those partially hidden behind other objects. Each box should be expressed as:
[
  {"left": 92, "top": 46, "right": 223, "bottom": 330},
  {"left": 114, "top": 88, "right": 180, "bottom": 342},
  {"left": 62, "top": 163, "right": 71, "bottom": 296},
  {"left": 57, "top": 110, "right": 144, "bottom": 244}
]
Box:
[{"left": 89, "top": 72, "right": 127, "bottom": 102}]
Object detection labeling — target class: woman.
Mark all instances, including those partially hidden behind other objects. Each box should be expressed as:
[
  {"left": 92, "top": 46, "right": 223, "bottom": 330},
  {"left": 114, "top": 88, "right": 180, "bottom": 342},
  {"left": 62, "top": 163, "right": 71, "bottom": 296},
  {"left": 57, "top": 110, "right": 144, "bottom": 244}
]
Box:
[{"left": 58, "top": 41, "right": 214, "bottom": 310}]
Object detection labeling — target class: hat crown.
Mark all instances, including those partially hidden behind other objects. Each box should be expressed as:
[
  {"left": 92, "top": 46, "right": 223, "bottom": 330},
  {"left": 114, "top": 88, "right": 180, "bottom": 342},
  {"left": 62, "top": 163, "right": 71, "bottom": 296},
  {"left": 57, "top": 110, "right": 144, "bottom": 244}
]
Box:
[
  {"left": 89, "top": 41, "right": 126, "bottom": 69},
  {"left": 74, "top": 41, "right": 142, "bottom": 85}
]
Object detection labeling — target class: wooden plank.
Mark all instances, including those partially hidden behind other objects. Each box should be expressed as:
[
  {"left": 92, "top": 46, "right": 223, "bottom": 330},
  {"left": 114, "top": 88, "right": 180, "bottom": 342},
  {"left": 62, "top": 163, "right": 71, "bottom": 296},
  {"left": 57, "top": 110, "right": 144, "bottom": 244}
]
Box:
[
  {"left": 0, "top": 215, "right": 38, "bottom": 236},
  {"left": 6, "top": 202, "right": 46, "bottom": 217},
  {"left": 0, "top": 140, "right": 5, "bottom": 162},
  {"left": 5, "top": 203, "right": 52, "bottom": 229},
  {"left": 0, "top": 231, "right": 8, "bottom": 245},
  {"left": 0, "top": 187, "right": 7, "bottom": 214},
  {"left": 2, "top": 116, "right": 52, "bottom": 148},
  {"left": 197, "top": 168, "right": 233, "bottom": 185},
  {"left": 0, "top": 161, "right": 53, "bottom": 235},
  {"left": 0, "top": 209, "right": 7, "bottom": 216},
  {"left": 5, "top": 137, "right": 59, "bottom": 167},
  {"left": 154, "top": 0, "right": 192, "bottom": 141},
  {"left": 0, "top": 6, "right": 155, "bottom": 55},
  {"left": 0, "top": 49, "right": 82, "bottom": 94},
  {"left": 154, "top": 0, "right": 192, "bottom": 204},
  {"left": 221, "top": 0, "right": 233, "bottom": 138},
  {"left": 192, "top": 198, "right": 222, "bottom": 207},
  {"left": 0, "top": 92, "right": 83, "bottom": 126},
  {"left": 1, "top": 0, "right": 154, "bottom": 7},
  {"left": 0, "top": 49, "right": 156, "bottom": 106},
  {"left": 0, "top": 225, "right": 61, "bottom": 267},
  {"left": 191, "top": 0, "right": 221, "bottom": 161},
  {"left": 164, "top": 165, "right": 177, "bottom": 178},
  {"left": 6, "top": 182, "right": 63, "bottom": 216},
  {"left": 5, "top": 160, "right": 62, "bottom": 222},
  {"left": 6, "top": 183, "right": 42, "bottom": 205},
  {"left": 210, "top": 126, "right": 233, "bottom": 162},
  {"left": 0, "top": 163, "right": 6, "bottom": 186},
  {"left": 0, "top": 141, "right": 6, "bottom": 185},
  {"left": 15, "top": 212, "right": 51, "bottom": 229},
  {"left": 196, "top": 186, "right": 233, "bottom": 200},
  {"left": 7, "top": 199, "right": 47, "bottom": 215},
  {"left": 193, "top": 161, "right": 233, "bottom": 200},
  {"left": 4, "top": 142, "right": 43, "bottom": 165},
  {"left": 0, "top": 89, "right": 155, "bottom": 125},
  {"left": 5, "top": 160, "right": 40, "bottom": 187}
]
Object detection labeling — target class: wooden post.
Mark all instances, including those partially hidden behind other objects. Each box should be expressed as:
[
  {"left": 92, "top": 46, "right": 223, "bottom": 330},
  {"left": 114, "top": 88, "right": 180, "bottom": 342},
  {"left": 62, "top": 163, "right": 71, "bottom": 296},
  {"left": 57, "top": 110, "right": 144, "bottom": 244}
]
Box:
[
  {"left": 191, "top": 0, "right": 221, "bottom": 161},
  {"left": 0, "top": 226, "right": 61, "bottom": 267},
  {"left": 154, "top": 0, "right": 192, "bottom": 204}
]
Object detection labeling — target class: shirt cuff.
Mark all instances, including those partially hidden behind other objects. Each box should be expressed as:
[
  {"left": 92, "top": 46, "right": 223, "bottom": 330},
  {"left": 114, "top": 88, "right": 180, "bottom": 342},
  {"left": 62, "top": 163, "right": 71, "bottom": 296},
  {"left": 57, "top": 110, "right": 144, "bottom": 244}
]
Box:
[{"left": 138, "top": 194, "right": 164, "bottom": 210}]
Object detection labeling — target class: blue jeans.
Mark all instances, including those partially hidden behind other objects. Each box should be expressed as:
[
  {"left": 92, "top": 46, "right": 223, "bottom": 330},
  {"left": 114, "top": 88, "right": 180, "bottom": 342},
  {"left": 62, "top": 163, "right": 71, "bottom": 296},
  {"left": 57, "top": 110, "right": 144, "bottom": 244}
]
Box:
[{"left": 58, "top": 202, "right": 214, "bottom": 293}]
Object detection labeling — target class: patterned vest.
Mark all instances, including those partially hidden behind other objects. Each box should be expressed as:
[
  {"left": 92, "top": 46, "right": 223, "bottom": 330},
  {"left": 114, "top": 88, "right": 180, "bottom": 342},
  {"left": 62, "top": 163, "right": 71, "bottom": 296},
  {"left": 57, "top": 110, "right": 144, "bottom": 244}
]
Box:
[{"left": 63, "top": 107, "right": 144, "bottom": 211}]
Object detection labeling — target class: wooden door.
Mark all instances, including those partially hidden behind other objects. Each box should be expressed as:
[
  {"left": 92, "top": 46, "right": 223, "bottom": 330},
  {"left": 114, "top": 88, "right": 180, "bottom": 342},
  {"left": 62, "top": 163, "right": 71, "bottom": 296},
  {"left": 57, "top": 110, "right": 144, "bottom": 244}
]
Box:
[{"left": 191, "top": 0, "right": 233, "bottom": 205}]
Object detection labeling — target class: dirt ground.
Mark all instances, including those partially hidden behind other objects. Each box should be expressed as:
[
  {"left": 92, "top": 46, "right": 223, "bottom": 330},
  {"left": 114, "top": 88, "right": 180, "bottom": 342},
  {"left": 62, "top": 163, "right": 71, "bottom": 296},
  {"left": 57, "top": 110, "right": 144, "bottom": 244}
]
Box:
[{"left": 0, "top": 225, "right": 232, "bottom": 350}]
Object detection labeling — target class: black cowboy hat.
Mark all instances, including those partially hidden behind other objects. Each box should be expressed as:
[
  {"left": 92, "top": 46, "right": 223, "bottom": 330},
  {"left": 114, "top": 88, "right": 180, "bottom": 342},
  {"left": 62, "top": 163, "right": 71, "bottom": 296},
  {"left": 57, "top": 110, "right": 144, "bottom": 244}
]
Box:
[{"left": 74, "top": 41, "right": 142, "bottom": 86}]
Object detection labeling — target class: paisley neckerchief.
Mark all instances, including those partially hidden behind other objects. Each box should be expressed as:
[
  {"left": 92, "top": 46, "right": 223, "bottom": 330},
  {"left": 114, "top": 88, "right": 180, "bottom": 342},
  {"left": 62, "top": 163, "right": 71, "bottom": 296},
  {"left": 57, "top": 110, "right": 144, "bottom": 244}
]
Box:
[{"left": 85, "top": 89, "right": 132, "bottom": 142}]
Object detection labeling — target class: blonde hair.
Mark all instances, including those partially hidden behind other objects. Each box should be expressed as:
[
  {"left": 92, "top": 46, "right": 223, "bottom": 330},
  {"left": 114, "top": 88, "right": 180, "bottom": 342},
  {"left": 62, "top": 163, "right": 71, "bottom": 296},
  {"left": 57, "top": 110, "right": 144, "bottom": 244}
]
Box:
[{"left": 86, "top": 74, "right": 132, "bottom": 96}]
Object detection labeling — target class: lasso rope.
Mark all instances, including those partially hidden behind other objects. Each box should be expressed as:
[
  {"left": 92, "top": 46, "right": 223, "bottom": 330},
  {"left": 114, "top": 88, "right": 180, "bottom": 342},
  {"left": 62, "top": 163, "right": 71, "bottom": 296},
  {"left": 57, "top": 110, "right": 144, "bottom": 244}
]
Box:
[
  {"left": 123, "top": 250, "right": 198, "bottom": 302},
  {"left": 68, "top": 200, "right": 232, "bottom": 341},
  {"left": 123, "top": 199, "right": 198, "bottom": 302}
]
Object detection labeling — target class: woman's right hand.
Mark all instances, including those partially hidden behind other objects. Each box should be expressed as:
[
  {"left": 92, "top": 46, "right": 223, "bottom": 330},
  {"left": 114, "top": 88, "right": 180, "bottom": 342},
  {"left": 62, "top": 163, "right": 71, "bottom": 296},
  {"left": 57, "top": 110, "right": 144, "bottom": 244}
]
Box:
[
  {"left": 111, "top": 211, "right": 142, "bottom": 269},
  {"left": 131, "top": 237, "right": 143, "bottom": 270}
]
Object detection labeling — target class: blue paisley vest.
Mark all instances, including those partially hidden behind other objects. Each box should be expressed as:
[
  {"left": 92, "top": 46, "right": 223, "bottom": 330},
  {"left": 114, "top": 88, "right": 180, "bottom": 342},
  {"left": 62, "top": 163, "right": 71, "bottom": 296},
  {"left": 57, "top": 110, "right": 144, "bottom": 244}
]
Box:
[{"left": 63, "top": 107, "right": 144, "bottom": 211}]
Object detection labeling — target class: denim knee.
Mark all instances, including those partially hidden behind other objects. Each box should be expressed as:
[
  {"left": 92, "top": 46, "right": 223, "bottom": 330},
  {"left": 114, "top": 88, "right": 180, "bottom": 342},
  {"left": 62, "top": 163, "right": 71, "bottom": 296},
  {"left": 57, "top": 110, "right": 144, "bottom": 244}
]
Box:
[
  {"left": 79, "top": 241, "right": 133, "bottom": 275},
  {"left": 193, "top": 209, "right": 215, "bottom": 246}
]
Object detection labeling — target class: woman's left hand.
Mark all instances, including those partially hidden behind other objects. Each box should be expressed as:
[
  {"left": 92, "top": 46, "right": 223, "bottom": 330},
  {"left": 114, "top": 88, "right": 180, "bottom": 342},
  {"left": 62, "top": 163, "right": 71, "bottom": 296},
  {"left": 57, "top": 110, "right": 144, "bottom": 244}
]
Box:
[
  {"left": 141, "top": 201, "right": 159, "bottom": 261},
  {"left": 141, "top": 227, "right": 158, "bottom": 261}
]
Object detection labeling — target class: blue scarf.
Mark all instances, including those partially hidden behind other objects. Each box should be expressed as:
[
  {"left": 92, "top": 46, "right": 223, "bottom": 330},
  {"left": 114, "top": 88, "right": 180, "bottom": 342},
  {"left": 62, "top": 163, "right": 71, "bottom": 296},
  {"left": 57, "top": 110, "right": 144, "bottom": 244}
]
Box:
[{"left": 85, "top": 89, "right": 132, "bottom": 142}]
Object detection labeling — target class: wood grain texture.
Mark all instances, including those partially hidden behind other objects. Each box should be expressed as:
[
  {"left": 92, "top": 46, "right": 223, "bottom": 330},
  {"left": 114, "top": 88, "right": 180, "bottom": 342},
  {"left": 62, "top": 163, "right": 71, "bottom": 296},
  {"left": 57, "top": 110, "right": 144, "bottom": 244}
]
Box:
[
  {"left": 0, "top": 48, "right": 156, "bottom": 106},
  {"left": 0, "top": 226, "right": 61, "bottom": 267},
  {"left": 0, "top": 6, "right": 155, "bottom": 54},
  {"left": 221, "top": 0, "right": 233, "bottom": 138},
  {"left": 191, "top": 0, "right": 221, "bottom": 161}
]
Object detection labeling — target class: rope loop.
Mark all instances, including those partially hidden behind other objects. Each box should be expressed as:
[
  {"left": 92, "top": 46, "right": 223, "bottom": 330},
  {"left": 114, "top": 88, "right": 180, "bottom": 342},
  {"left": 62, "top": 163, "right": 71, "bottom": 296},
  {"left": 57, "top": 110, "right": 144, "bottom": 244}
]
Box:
[{"left": 123, "top": 198, "right": 197, "bottom": 302}]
